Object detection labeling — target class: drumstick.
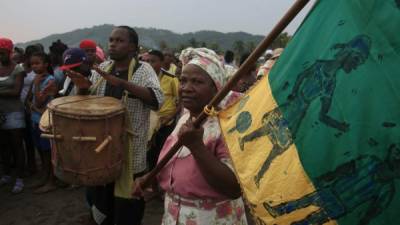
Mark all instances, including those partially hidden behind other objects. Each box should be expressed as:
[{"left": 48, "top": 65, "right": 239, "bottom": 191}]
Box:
[
  {"left": 95, "top": 136, "right": 113, "bottom": 153},
  {"left": 72, "top": 136, "right": 97, "bottom": 141}
]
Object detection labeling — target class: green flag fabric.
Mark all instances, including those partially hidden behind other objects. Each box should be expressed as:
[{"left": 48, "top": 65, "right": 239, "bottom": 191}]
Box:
[{"left": 219, "top": 0, "right": 400, "bottom": 224}]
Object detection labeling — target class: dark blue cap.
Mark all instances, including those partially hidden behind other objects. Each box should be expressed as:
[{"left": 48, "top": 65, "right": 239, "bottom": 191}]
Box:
[{"left": 60, "top": 48, "right": 87, "bottom": 70}]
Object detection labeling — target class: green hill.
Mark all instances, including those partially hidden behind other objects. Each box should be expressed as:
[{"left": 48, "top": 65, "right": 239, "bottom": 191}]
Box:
[{"left": 17, "top": 24, "right": 290, "bottom": 54}]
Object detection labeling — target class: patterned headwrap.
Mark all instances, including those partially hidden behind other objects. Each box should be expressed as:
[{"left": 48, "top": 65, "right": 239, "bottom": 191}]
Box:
[
  {"left": 179, "top": 48, "right": 226, "bottom": 91},
  {"left": 0, "top": 38, "right": 14, "bottom": 55}
]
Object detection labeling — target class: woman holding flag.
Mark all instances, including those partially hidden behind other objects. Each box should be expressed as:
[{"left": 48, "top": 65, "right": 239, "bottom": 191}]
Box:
[{"left": 138, "top": 48, "right": 248, "bottom": 225}]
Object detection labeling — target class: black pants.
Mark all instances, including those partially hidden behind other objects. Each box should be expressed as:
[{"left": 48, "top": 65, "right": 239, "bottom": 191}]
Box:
[
  {"left": 147, "top": 123, "right": 176, "bottom": 170},
  {"left": 0, "top": 129, "right": 25, "bottom": 178},
  {"left": 23, "top": 111, "right": 36, "bottom": 171},
  {"left": 86, "top": 172, "right": 146, "bottom": 225}
]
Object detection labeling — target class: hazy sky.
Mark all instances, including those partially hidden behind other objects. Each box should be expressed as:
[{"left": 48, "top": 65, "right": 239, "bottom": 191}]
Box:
[{"left": 2, "top": 0, "right": 315, "bottom": 43}]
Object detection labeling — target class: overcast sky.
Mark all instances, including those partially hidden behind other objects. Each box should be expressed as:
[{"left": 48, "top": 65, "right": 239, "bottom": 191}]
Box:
[{"left": 2, "top": 0, "right": 315, "bottom": 43}]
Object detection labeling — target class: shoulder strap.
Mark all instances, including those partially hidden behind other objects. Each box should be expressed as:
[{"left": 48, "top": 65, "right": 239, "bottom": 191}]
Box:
[
  {"left": 161, "top": 68, "right": 176, "bottom": 78},
  {"left": 122, "top": 58, "right": 141, "bottom": 103},
  {"left": 127, "top": 59, "right": 141, "bottom": 82}
]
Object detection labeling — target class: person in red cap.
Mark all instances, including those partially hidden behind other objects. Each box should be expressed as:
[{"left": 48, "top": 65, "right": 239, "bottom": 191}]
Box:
[
  {"left": 0, "top": 37, "right": 26, "bottom": 194},
  {"left": 0, "top": 38, "right": 14, "bottom": 58},
  {"left": 79, "top": 39, "right": 97, "bottom": 68}
]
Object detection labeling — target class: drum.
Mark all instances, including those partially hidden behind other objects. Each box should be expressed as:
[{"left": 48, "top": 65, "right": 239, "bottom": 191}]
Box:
[
  {"left": 43, "top": 95, "right": 126, "bottom": 186},
  {"left": 39, "top": 108, "right": 51, "bottom": 132}
]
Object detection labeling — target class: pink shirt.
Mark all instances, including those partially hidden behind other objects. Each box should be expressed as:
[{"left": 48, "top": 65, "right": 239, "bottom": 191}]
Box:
[{"left": 157, "top": 111, "right": 231, "bottom": 201}]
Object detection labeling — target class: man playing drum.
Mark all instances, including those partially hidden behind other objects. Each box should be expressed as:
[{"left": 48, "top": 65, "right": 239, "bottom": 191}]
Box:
[{"left": 64, "top": 26, "right": 164, "bottom": 225}]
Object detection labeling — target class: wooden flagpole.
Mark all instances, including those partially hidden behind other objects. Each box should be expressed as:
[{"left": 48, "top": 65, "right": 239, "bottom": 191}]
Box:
[{"left": 134, "top": 0, "right": 311, "bottom": 193}]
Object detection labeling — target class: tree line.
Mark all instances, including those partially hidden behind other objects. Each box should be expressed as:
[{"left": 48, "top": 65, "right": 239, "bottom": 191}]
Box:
[{"left": 155, "top": 32, "right": 292, "bottom": 56}]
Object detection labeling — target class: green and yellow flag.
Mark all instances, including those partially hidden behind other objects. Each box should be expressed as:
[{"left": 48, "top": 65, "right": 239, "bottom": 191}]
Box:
[{"left": 219, "top": 0, "right": 400, "bottom": 224}]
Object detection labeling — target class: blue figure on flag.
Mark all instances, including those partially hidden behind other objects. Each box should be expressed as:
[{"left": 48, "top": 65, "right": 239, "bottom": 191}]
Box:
[{"left": 238, "top": 35, "right": 372, "bottom": 187}]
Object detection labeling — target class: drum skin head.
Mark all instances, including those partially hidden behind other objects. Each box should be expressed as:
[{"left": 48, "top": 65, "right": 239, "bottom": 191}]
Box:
[{"left": 48, "top": 95, "right": 125, "bottom": 116}]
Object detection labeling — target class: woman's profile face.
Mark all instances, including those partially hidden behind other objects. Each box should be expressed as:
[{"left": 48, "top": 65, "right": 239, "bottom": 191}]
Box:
[{"left": 179, "top": 64, "right": 217, "bottom": 115}]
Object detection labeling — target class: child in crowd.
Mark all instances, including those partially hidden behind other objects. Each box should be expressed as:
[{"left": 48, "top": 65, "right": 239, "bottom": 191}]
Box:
[{"left": 28, "top": 52, "right": 58, "bottom": 193}]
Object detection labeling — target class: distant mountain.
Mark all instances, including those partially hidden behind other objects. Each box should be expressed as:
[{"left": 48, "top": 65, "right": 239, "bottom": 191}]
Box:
[{"left": 17, "top": 24, "right": 277, "bottom": 53}]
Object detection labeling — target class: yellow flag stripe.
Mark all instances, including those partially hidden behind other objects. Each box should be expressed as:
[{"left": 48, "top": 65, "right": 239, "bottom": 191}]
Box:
[{"left": 219, "top": 76, "right": 337, "bottom": 225}]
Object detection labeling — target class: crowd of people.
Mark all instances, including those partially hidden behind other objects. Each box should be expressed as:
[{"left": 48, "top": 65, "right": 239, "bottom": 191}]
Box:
[{"left": 0, "top": 26, "right": 284, "bottom": 225}]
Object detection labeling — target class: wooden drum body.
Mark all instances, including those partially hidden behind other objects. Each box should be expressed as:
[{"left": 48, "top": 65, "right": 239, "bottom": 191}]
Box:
[{"left": 45, "top": 96, "right": 126, "bottom": 186}]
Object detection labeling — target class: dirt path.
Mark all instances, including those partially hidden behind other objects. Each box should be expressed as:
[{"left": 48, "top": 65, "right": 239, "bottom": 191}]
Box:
[{"left": 0, "top": 173, "right": 164, "bottom": 225}]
